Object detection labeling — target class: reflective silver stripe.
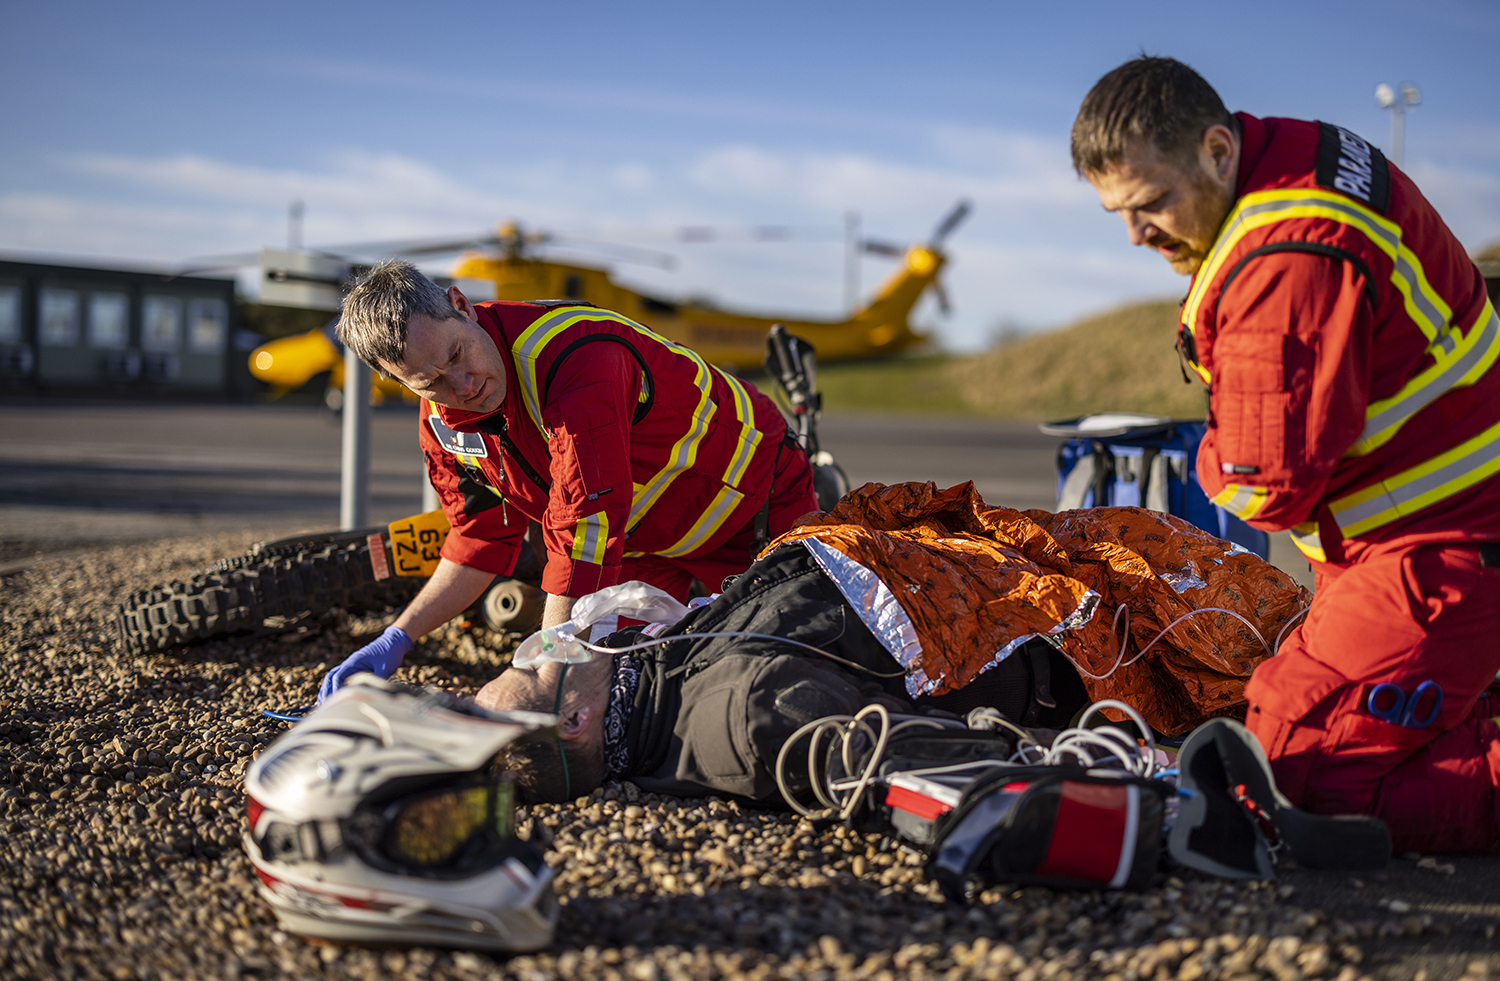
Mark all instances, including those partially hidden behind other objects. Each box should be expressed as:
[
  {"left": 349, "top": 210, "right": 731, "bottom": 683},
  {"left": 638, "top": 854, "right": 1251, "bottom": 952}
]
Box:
[
  {"left": 1392, "top": 248, "right": 1453, "bottom": 353},
  {"left": 1331, "top": 418, "right": 1500, "bottom": 535},
  {"left": 1185, "top": 190, "right": 1446, "bottom": 345},
  {"left": 570, "top": 512, "right": 608, "bottom": 565},
  {"left": 511, "top": 308, "right": 602, "bottom": 436},
  {"left": 626, "top": 359, "right": 715, "bottom": 527},
  {"left": 715, "top": 366, "right": 762, "bottom": 487},
  {"left": 1210, "top": 483, "right": 1265, "bottom": 520},
  {"left": 1235, "top": 194, "right": 1400, "bottom": 250},
  {"left": 657, "top": 485, "right": 745, "bottom": 557},
  {"left": 507, "top": 306, "right": 725, "bottom": 532},
  {"left": 1356, "top": 302, "right": 1500, "bottom": 452}
]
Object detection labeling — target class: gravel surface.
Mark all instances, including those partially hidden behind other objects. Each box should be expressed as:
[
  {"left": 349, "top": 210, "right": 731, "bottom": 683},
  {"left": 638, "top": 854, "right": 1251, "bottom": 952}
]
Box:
[{"left": 1, "top": 533, "right": 1496, "bottom": 981}]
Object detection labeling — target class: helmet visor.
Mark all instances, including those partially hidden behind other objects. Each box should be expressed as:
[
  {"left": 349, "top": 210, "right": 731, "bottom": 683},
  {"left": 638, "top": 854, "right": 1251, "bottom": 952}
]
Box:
[{"left": 341, "top": 777, "right": 517, "bottom": 876}]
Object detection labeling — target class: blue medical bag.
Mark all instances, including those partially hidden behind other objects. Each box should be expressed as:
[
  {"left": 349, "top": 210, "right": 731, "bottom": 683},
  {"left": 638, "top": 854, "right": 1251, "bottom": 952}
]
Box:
[{"left": 1040, "top": 415, "right": 1270, "bottom": 559}]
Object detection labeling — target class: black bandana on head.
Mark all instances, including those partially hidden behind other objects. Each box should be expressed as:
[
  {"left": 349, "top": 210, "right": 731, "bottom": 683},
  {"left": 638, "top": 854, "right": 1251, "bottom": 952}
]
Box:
[{"left": 602, "top": 651, "right": 644, "bottom": 779}]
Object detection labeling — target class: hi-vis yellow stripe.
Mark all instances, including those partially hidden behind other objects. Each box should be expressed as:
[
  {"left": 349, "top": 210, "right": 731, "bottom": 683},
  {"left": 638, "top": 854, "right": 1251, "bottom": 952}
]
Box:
[
  {"left": 1289, "top": 522, "right": 1326, "bottom": 563},
  {"left": 1183, "top": 189, "right": 1448, "bottom": 347},
  {"left": 1179, "top": 190, "right": 1499, "bottom": 456},
  {"left": 1289, "top": 414, "right": 1500, "bottom": 560},
  {"left": 1210, "top": 483, "right": 1268, "bottom": 521},
  {"left": 719, "top": 372, "right": 762, "bottom": 486},
  {"left": 1329, "top": 414, "right": 1500, "bottom": 537},
  {"left": 511, "top": 305, "right": 764, "bottom": 558},
  {"left": 1353, "top": 300, "right": 1500, "bottom": 456},
  {"left": 570, "top": 512, "right": 608, "bottom": 565},
  {"left": 656, "top": 485, "right": 747, "bottom": 558}
]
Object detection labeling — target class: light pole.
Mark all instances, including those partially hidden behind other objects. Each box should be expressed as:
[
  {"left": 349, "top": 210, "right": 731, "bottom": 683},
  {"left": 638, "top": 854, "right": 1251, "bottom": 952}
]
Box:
[
  {"left": 844, "top": 210, "right": 861, "bottom": 314},
  {"left": 340, "top": 346, "right": 372, "bottom": 530},
  {"left": 1375, "top": 81, "right": 1420, "bottom": 167},
  {"left": 287, "top": 199, "right": 305, "bottom": 250}
]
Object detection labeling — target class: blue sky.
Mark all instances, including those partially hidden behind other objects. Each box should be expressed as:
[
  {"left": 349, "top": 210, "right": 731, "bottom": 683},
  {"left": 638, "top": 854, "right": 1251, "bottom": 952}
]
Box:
[{"left": 3, "top": 1, "right": 1497, "bottom": 350}]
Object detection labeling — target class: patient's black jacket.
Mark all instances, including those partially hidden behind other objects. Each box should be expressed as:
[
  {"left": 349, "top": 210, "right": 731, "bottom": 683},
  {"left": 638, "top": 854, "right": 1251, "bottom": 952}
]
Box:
[
  {"left": 608, "top": 544, "right": 1086, "bottom": 802},
  {"left": 616, "top": 545, "right": 908, "bottom": 801}
]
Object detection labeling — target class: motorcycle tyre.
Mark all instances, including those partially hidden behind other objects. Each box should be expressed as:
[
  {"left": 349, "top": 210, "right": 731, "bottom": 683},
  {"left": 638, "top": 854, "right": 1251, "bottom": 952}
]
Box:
[
  {"left": 812, "top": 461, "right": 851, "bottom": 512},
  {"left": 116, "top": 541, "right": 422, "bottom": 656}
]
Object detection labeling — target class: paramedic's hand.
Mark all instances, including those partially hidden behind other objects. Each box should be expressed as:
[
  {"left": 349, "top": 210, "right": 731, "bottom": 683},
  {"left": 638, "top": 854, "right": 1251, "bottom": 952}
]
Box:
[{"left": 318, "top": 626, "right": 414, "bottom": 703}]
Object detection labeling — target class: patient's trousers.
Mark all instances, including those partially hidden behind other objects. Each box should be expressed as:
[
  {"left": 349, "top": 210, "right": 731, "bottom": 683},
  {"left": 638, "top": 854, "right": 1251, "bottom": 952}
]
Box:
[{"left": 1244, "top": 543, "right": 1500, "bottom": 852}]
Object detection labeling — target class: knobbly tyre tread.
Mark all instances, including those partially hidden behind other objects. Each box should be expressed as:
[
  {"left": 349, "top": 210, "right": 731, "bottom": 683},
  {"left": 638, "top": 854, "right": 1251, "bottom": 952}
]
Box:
[
  {"left": 115, "top": 540, "right": 422, "bottom": 656},
  {"left": 204, "top": 528, "right": 377, "bottom": 573}
]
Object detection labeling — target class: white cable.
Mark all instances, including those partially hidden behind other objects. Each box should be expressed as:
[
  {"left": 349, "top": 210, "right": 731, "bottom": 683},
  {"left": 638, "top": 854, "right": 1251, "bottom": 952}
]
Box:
[
  {"left": 1062, "top": 604, "right": 1274, "bottom": 683},
  {"left": 773, "top": 705, "right": 953, "bottom": 819},
  {"left": 966, "top": 707, "right": 1035, "bottom": 746},
  {"left": 1038, "top": 699, "right": 1158, "bottom": 778},
  {"left": 774, "top": 715, "right": 855, "bottom": 817},
  {"left": 837, "top": 705, "right": 892, "bottom": 821}
]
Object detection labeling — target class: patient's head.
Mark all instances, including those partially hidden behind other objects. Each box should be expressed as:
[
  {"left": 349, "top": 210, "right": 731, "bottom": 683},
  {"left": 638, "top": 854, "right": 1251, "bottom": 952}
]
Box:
[{"left": 477, "top": 656, "right": 612, "bottom": 803}]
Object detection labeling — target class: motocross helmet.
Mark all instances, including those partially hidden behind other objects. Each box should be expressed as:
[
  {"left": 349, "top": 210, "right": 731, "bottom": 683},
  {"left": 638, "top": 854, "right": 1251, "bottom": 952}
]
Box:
[{"left": 244, "top": 677, "right": 560, "bottom": 951}]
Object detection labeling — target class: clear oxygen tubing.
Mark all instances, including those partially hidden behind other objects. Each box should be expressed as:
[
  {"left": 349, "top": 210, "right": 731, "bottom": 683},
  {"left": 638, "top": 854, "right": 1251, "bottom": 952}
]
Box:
[
  {"left": 1273, "top": 605, "right": 1312, "bottom": 653},
  {"left": 271, "top": 629, "right": 903, "bottom": 719},
  {"left": 571, "top": 631, "right": 906, "bottom": 678}
]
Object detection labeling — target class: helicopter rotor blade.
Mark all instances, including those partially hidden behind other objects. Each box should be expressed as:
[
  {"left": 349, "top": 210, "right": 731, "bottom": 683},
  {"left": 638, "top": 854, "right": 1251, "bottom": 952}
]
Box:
[
  {"left": 170, "top": 251, "right": 264, "bottom": 274},
  {"left": 929, "top": 199, "right": 973, "bottom": 248},
  {"left": 932, "top": 278, "right": 953, "bottom": 316},
  {"left": 325, "top": 234, "right": 502, "bottom": 258},
  {"left": 860, "top": 239, "right": 906, "bottom": 258},
  {"left": 548, "top": 236, "right": 677, "bottom": 270}
]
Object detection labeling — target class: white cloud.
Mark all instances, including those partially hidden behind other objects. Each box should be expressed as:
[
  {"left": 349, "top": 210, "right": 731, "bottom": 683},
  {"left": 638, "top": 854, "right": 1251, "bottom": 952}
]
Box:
[
  {"left": 1404, "top": 160, "right": 1500, "bottom": 252},
  {"left": 0, "top": 131, "right": 1184, "bottom": 351}
]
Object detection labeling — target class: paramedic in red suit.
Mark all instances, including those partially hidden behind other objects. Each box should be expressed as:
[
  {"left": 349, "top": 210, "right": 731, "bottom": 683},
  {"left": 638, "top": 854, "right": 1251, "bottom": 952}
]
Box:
[
  {"left": 316, "top": 260, "right": 817, "bottom": 704},
  {"left": 1074, "top": 57, "right": 1500, "bottom": 852}
]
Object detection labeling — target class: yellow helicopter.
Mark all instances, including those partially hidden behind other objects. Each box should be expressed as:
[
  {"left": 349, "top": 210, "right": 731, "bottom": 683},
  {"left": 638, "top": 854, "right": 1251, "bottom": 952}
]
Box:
[{"left": 247, "top": 202, "right": 970, "bottom": 403}]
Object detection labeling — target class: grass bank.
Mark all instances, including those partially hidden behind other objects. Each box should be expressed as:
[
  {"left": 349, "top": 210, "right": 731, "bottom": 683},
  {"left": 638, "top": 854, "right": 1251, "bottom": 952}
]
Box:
[{"left": 816, "top": 299, "right": 1209, "bottom": 420}]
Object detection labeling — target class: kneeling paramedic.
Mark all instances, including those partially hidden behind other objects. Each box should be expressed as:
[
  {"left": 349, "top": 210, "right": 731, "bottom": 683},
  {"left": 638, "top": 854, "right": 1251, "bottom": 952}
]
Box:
[
  {"left": 1074, "top": 57, "right": 1500, "bottom": 852},
  {"left": 318, "top": 260, "right": 818, "bottom": 702}
]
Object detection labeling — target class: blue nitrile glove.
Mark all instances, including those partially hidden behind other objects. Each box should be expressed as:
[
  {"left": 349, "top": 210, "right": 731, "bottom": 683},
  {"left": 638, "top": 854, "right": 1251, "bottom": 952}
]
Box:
[{"left": 318, "top": 626, "right": 414, "bottom": 703}]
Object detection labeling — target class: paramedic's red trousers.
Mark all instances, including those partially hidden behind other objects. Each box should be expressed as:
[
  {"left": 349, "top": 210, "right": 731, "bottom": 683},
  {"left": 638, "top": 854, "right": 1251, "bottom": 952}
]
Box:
[
  {"left": 1245, "top": 544, "right": 1500, "bottom": 853},
  {"left": 621, "top": 447, "right": 819, "bottom": 602}
]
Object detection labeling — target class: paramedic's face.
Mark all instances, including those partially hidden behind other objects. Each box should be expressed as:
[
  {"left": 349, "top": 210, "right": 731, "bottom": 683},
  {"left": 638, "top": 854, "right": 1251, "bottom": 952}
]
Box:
[
  {"left": 380, "top": 287, "right": 507, "bottom": 414},
  {"left": 1087, "top": 127, "right": 1237, "bottom": 275}
]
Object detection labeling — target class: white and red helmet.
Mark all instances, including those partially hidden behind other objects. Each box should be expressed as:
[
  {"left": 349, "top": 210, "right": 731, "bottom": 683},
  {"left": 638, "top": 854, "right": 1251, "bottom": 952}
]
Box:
[{"left": 244, "top": 678, "right": 560, "bottom": 951}]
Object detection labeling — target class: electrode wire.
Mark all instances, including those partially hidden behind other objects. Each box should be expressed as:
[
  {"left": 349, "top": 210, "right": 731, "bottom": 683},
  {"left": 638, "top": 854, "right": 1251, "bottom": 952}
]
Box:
[
  {"left": 775, "top": 699, "right": 1163, "bottom": 821},
  {"left": 774, "top": 705, "right": 950, "bottom": 819},
  {"left": 1063, "top": 605, "right": 1274, "bottom": 683},
  {"left": 1041, "top": 700, "right": 1159, "bottom": 778}
]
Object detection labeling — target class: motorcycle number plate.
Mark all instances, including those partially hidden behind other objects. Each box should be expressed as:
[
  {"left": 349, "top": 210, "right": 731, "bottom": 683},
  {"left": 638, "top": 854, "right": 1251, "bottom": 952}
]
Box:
[{"left": 387, "top": 509, "right": 451, "bottom": 577}]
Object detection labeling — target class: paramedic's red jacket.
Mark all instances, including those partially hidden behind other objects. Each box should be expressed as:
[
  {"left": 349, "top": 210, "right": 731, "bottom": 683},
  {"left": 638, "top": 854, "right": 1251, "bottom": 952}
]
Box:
[
  {"left": 1184, "top": 113, "right": 1500, "bottom": 568},
  {"left": 418, "top": 302, "right": 792, "bottom": 596}
]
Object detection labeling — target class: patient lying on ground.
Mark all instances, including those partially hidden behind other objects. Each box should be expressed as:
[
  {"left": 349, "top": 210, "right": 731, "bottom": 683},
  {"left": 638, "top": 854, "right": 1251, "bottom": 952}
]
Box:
[{"left": 476, "top": 481, "right": 1310, "bottom": 804}]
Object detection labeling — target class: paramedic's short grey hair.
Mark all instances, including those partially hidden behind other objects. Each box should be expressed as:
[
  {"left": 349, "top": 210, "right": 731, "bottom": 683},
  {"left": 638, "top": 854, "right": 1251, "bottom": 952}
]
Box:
[
  {"left": 338, "top": 260, "right": 465, "bottom": 369},
  {"left": 1071, "top": 56, "right": 1236, "bottom": 176}
]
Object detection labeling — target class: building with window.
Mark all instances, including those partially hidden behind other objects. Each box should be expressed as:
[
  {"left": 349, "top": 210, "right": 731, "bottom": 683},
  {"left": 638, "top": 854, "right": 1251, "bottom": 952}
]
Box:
[{"left": 0, "top": 258, "right": 257, "bottom": 398}]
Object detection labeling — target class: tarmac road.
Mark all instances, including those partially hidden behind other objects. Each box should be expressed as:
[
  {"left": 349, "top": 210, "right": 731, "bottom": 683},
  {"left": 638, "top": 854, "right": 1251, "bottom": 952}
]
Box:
[{"left": 0, "top": 398, "right": 1312, "bottom": 588}]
